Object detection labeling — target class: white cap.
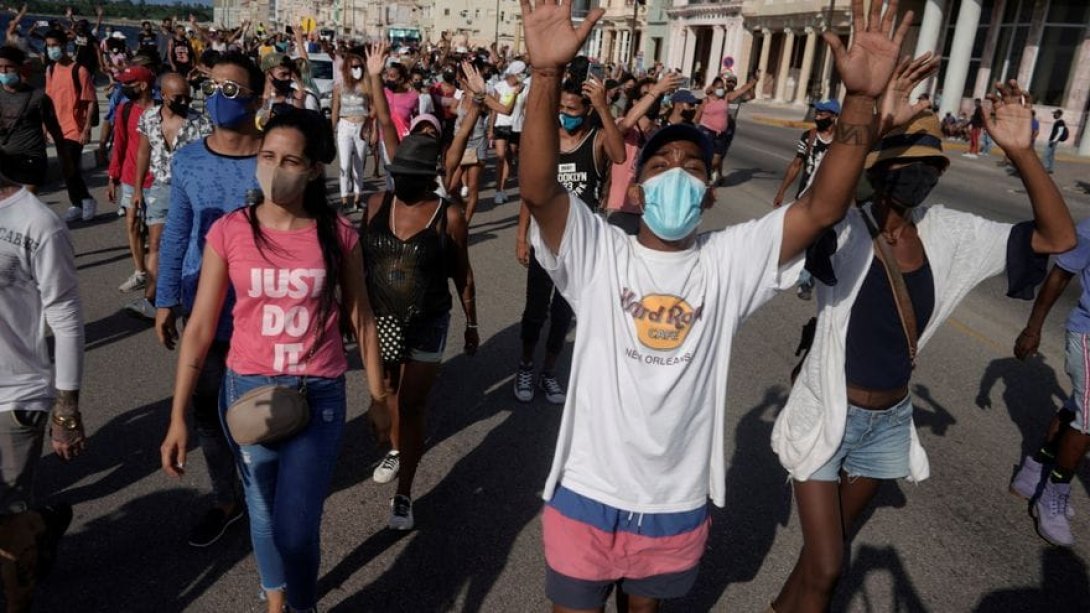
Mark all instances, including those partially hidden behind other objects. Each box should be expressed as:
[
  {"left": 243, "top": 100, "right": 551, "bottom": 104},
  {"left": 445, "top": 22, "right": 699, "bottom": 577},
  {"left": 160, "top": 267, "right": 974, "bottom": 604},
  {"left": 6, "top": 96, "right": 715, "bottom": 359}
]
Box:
[
  {"left": 455, "top": 46, "right": 468, "bottom": 53},
  {"left": 505, "top": 60, "right": 526, "bottom": 76},
  {"left": 111, "top": 31, "right": 126, "bottom": 40}
]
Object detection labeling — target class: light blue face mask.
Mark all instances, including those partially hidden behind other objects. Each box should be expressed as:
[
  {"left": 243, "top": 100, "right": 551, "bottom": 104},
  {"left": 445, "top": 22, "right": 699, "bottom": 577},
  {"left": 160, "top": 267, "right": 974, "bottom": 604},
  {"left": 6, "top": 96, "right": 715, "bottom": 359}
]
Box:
[
  {"left": 0, "top": 73, "right": 19, "bottom": 87},
  {"left": 46, "top": 47, "right": 63, "bottom": 62},
  {"left": 558, "top": 113, "right": 584, "bottom": 132},
  {"left": 640, "top": 167, "right": 707, "bottom": 241}
]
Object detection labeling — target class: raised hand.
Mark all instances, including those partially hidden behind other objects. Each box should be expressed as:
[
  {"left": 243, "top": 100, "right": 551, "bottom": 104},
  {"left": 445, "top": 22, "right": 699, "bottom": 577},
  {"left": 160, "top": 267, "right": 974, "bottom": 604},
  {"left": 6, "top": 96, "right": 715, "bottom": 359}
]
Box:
[
  {"left": 877, "top": 51, "right": 939, "bottom": 135},
  {"left": 365, "top": 41, "right": 388, "bottom": 76},
  {"left": 984, "top": 80, "right": 1034, "bottom": 154},
  {"left": 583, "top": 76, "right": 608, "bottom": 110},
  {"left": 519, "top": 0, "right": 604, "bottom": 69},
  {"left": 461, "top": 60, "right": 485, "bottom": 96},
  {"left": 652, "top": 72, "right": 684, "bottom": 96},
  {"left": 826, "top": 0, "right": 915, "bottom": 99}
]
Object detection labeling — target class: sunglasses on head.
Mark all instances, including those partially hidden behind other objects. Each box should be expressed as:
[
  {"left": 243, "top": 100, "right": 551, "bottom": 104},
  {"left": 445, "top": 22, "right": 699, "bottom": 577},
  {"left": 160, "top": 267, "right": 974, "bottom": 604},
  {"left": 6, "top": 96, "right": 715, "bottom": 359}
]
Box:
[{"left": 200, "top": 79, "right": 249, "bottom": 99}]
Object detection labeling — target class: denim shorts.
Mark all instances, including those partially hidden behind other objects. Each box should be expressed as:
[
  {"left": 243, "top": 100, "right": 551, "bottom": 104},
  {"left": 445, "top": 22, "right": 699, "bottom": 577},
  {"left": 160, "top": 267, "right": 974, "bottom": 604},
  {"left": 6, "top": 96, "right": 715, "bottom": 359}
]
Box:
[
  {"left": 1063, "top": 330, "right": 1090, "bottom": 433},
  {"left": 809, "top": 395, "right": 914, "bottom": 481},
  {"left": 404, "top": 311, "right": 451, "bottom": 363},
  {"left": 144, "top": 182, "right": 171, "bottom": 226},
  {"left": 118, "top": 183, "right": 136, "bottom": 210}
]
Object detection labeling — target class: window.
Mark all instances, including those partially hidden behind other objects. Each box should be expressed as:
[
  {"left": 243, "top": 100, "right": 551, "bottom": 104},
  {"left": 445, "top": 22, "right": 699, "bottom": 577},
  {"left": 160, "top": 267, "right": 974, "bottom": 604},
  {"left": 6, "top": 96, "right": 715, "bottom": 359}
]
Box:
[
  {"left": 444, "top": 8, "right": 450, "bottom": 15},
  {"left": 1028, "top": 0, "right": 1088, "bottom": 106}
]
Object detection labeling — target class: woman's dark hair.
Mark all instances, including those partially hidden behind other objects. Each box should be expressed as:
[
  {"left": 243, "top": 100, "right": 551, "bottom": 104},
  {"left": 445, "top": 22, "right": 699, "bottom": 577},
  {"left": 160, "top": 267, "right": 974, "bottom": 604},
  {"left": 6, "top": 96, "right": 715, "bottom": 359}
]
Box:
[
  {"left": 387, "top": 62, "right": 409, "bottom": 82},
  {"left": 248, "top": 111, "right": 342, "bottom": 333},
  {"left": 213, "top": 51, "right": 265, "bottom": 95},
  {"left": 0, "top": 45, "right": 27, "bottom": 65},
  {"left": 43, "top": 29, "right": 68, "bottom": 45}
]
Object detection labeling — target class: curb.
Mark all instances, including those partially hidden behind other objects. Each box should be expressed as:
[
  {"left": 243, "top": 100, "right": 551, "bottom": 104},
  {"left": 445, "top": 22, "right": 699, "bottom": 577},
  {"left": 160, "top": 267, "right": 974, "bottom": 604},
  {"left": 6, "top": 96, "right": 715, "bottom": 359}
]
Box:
[{"left": 750, "top": 115, "right": 812, "bottom": 130}]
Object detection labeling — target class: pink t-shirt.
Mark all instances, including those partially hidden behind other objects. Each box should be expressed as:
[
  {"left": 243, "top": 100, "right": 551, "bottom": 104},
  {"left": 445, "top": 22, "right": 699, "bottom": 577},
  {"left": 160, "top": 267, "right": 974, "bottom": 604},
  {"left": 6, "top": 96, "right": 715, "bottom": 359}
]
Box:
[
  {"left": 606, "top": 123, "right": 652, "bottom": 214},
  {"left": 385, "top": 88, "right": 419, "bottom": 138},
  {"left": 206, "top": 210, "right": 359, "bottom": 378},
  {"left": 699, "top": 98, "right": 730, "bottom": 134}
]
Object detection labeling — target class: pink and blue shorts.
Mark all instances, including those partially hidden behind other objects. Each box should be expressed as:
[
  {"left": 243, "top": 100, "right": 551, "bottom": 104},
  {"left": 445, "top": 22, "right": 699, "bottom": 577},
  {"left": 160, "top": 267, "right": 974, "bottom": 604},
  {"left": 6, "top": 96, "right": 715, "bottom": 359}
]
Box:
[{"left": 542, "top": 485, "right": 710, "bottom": 609}]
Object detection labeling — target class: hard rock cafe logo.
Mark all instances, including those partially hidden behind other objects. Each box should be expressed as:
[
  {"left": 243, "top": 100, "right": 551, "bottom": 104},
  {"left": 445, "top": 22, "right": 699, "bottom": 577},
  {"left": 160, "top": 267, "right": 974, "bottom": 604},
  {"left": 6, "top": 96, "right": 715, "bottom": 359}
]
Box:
[{"left": 620, "top": 288, "right": 703, "bottom": 351}]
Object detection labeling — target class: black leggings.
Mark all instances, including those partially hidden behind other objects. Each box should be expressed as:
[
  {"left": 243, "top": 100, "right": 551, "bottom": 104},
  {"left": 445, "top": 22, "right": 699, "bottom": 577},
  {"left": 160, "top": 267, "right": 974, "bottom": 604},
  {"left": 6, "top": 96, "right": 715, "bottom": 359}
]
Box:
[
  {"left": 520, "top": 252, "right": 573, "bottom": 357},
  {"left": 59, "top": 139, "right": 91, "bottom": 206}
]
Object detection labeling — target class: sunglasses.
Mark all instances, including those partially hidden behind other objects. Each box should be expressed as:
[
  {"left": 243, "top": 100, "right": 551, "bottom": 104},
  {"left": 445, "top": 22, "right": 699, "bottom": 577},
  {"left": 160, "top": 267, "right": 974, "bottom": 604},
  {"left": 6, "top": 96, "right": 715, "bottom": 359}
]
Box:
[{"left": 200, "top": 79, "right": 250, "bottom": 99}]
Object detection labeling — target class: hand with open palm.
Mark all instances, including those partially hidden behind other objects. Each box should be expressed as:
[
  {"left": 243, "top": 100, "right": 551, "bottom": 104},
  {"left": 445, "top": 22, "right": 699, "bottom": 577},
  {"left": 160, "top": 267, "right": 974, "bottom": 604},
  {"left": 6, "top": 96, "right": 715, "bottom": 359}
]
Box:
[
  {"left": 985, "top": 81, "right": 1034, "bottom": 154},
  {"left": 518, "top": 0, "right": 604, "bottom": 69},
  {"left": 827, "top": 0, "right": 915, "bottom": 99},
  {"left": 878, "top": 52, "right": 940, "bottom": 135}
]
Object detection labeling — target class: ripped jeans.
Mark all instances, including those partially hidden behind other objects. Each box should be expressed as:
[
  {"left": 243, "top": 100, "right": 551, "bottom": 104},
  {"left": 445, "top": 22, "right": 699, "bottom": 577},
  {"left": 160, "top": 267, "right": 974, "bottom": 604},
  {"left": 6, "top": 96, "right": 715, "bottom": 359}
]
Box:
[{"left": 221, "top": 369, "right": 347, "bottom": 610}]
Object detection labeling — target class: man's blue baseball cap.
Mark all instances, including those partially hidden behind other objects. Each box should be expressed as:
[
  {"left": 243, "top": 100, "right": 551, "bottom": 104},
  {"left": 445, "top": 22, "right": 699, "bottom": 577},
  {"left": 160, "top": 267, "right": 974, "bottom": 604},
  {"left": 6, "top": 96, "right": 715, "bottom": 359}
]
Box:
[
  {"left": 813, "top": 99, "right": 841, "bottom": 114},
  {"left": 637, "top": 124, "right": 714, "bottom": 175},
  {"left": 671, "top": 89, "right": 699, "bottom": 105}
]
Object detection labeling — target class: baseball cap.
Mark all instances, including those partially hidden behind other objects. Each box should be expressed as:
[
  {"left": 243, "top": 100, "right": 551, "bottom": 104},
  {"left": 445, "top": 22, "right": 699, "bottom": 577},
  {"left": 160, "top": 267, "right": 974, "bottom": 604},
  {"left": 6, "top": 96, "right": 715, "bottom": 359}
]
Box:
[
  {"left": 117, "top": 65, "right": 156, "bottom": 84},
  {"left": 505, "top": 60, "right": 526, "bottom": 76},
  {"left": 637, "top": 124, "right": 714, "bottom": 174},
  {"left": 812, "top": 99, "right": 841, "bottom": 115},
  {"left": 866, "top": 111, "right": 949, "bottom": 170},
  {"left": 671, "top": 89, "right": 699, "bottom": 105},
  {"left": 260, "top": 52, "right": 288, "bottom": 73},
  {"left": 410, "top": 113, "right": 442, "bottom": 136},
  {"left": 111, "top": 31, "right": 126, "bottom": 40}
]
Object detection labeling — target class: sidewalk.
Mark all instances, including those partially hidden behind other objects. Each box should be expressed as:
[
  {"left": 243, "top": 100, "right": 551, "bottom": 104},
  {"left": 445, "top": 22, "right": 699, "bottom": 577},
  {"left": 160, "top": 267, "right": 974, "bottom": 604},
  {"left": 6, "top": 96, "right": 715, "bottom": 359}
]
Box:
[{"left": 742, "top": 99, "right": 1090, "bottom": 165}]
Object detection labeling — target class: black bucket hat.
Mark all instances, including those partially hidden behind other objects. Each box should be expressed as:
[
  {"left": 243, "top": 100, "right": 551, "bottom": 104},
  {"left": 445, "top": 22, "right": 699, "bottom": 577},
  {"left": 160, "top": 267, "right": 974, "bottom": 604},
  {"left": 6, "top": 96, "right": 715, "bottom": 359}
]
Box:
[{"left": 387, "top": 134, "right": 441, "bottom": 176}]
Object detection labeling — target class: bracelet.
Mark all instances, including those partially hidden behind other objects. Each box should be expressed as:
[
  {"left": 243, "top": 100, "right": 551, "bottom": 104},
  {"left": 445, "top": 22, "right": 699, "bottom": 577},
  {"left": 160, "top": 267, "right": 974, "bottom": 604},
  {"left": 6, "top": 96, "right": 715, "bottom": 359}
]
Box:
[
  {"left": 466, "top": 323, "right": 479, "bottom": 329},
  {"left": 531, "top": 66, "right": 563, "bottom": 78}
]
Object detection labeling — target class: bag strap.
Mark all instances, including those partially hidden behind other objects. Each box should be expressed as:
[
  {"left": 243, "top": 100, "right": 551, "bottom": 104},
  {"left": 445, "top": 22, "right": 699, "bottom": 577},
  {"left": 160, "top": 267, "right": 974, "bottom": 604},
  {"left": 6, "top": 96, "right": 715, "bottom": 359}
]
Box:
[{"left": 861, "top": 208, "right": 918, "bottom": 366}]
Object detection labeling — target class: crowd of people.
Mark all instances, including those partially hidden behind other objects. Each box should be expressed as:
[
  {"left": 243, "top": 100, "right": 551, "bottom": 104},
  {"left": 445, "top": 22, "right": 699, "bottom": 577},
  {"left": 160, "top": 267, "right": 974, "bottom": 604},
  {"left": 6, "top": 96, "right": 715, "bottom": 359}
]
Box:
[{"left": 0, "top": 0, "right": 1087, "bottom": 611}]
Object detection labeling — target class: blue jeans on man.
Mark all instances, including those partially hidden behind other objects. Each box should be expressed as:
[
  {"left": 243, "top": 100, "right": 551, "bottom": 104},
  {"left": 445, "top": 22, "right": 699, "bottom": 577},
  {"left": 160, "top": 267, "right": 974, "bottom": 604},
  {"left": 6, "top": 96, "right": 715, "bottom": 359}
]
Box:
[{"left": 1044, "top": 141, "right": 1059, "bottom": 173}]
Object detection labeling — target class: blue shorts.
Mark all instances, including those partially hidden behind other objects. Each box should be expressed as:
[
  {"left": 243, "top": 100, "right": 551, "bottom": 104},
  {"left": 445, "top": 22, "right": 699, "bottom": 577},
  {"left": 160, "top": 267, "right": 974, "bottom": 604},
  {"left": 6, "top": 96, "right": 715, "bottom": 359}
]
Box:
[
  {"left": 144, "top": 182, "right": 171, "bottom": 226},
  {"left": 404, "top": 312, "right": 450, "bottom": 363},
  {"left": 809, "top": 396, "right": 913, "bottom": 481},
  {"left": 118, "top": 183, "right": 136, "bottom": 210}
]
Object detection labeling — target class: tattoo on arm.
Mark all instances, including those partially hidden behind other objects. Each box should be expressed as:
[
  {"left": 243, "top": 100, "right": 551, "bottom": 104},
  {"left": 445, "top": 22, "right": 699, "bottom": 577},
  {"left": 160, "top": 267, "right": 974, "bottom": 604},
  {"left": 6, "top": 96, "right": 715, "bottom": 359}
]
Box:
[
  {"left": 54, "top": 389, "right": 80, "bottom": 415},
  {"left": 834, "top": 122, "right": 874, "bottom": 146}
]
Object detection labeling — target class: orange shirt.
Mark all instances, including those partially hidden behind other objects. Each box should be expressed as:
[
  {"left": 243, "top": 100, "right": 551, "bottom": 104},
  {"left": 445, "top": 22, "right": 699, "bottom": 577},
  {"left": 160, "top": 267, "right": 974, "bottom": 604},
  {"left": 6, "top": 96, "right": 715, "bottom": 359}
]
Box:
[{"left": 44, "top": 62, "right": 96, "bottom": 140}]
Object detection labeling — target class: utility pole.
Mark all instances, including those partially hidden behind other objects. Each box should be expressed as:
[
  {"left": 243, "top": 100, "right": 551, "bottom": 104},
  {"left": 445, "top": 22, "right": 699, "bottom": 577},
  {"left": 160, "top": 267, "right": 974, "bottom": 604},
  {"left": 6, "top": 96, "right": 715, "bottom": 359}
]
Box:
[
  {"left": 628, "top": 0, "right": 643, "bottom": 71},
  {"left": 494, "top": 0, "right": 501, "bottom": 49}
]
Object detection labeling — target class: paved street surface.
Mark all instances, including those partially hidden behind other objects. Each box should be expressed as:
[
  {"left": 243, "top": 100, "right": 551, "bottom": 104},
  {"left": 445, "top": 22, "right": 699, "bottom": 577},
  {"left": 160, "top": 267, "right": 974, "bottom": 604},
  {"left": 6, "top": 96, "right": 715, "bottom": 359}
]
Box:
[{"left": 28, "top": 117, "right": 1090, "bottom": 612}]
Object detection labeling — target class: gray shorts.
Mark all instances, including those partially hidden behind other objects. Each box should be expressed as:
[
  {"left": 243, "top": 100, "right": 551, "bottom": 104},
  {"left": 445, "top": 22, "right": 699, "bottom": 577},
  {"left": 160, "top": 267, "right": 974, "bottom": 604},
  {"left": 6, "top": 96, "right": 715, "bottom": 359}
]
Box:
[
  {"left": 144, "top": 182, "right": 171, "bottom": 226},
  {"left": 0, "top": 403, "right": 49, "bottom": 514}
]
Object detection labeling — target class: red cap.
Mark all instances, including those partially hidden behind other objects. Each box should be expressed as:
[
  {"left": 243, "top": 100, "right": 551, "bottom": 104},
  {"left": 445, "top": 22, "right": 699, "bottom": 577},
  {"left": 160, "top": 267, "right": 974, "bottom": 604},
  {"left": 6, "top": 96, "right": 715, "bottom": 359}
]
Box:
[{"left": 117, "top": 65, "right": 156, "bottom": 84}]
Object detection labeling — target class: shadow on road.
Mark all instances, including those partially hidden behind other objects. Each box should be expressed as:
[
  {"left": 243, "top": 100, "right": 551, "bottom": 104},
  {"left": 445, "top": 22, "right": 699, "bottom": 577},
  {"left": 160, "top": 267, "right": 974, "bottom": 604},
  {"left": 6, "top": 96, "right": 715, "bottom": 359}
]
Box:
[
  {"left": 973, "top": 548, "right": 1090, "bottom": 612},
  {"left": 911, "top": 384, "right": 957, "bottom": 436},
  {"left": 84, "top": 310, "right": 152, "bottom": 352},
  {"left": 833, "top": 544, "right": 927, "bottom": 612},
  {"left": 322, "top": 322, "right": 566, "bottom": 610},
  {"left": 720, "top": 167, "right": 775, "bottom": 188}
]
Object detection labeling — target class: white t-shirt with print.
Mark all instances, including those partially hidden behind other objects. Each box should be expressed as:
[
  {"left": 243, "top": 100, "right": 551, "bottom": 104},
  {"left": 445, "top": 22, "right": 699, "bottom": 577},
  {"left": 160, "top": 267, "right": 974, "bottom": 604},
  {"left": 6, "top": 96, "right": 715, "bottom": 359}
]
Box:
[
  {"left": 491, "top": 80, "right": 521, "bottom": 128},
  {"left": 532, "top": 194, "right": 799, "bottom": 513}
]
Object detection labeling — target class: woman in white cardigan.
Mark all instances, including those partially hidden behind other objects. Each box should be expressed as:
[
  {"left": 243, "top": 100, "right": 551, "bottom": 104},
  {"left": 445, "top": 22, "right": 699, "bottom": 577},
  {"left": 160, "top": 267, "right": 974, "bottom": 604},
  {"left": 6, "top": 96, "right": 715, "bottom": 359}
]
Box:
[{"left": 769, "top": 82, "right": 1076, "bottom": 612}]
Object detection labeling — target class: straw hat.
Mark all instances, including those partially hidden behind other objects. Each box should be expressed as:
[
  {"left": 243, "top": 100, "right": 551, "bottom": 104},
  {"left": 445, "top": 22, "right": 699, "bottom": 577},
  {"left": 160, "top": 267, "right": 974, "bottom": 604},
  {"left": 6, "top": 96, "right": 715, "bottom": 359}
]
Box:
[{"left": 866, "top": 111, "right": 949, "bottom": 170}]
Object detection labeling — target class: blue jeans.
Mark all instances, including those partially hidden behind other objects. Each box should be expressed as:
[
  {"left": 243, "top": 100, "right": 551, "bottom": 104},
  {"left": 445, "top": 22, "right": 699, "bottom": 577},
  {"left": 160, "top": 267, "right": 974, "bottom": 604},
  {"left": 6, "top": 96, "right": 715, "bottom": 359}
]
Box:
[
  {"left": 809, "top": 396, "right": 913, "bottom": 481},
  {"left": 221, "top": 370, "right": 347, "bottom": 609},
  {"left": 1044, "top": 141, "right": 1058, "bottom": 173}
]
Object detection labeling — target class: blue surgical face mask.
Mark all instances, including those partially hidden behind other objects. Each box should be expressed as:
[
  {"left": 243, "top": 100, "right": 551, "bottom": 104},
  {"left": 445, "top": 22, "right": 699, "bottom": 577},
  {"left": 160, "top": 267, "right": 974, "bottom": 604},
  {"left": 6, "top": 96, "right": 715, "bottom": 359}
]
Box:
[
  {"left": 558, "top": 113, "right": 584, "bottom": 132},
  {"left": 640, "top": 167, "right": 707, "bottom": 242},
  {"left": 205, "top": 90, "right": 254, "bottom": 128},
  {"left": 46, "top": 46, "right": 63, "bottom": 61},
  {"left": 0, "top": 73, "right": 19, "bottom": 87}
]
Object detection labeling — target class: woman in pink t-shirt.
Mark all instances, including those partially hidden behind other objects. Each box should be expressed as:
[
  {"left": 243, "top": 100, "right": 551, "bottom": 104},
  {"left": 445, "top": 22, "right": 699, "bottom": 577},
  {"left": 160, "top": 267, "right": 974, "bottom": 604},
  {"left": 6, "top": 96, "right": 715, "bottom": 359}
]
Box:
[
  {"left": 696, "top": 73, "right": 758, "bottom": 185},
  {"left": 161, "top": 111, "right": 387, "bottom": 613}
]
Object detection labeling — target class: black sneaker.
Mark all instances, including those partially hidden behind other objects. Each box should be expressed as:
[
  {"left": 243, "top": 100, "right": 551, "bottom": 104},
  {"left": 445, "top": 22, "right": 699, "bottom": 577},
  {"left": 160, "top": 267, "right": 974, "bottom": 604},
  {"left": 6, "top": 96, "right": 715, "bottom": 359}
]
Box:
[
  {"left": 188, "top": 506, "right": 244, "bottom": 548},
  {"left": 35, "top": 502, "right": 73, "bottom": 578}
]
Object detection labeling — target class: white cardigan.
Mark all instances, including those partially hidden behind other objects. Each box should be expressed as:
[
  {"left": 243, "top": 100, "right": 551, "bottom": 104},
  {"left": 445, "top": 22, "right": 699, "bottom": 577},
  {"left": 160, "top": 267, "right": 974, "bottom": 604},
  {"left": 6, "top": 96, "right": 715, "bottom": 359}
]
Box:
[{"left": 771, "top": 203, "right": 1017, "bottom": 482}]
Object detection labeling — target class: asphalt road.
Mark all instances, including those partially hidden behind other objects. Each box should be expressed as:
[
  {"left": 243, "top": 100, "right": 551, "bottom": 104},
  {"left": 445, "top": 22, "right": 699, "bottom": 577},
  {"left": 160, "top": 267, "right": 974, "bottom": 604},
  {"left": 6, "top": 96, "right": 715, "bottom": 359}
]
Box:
[{"left": 25, "top": 117, "right": 1090, "bottom": 612}]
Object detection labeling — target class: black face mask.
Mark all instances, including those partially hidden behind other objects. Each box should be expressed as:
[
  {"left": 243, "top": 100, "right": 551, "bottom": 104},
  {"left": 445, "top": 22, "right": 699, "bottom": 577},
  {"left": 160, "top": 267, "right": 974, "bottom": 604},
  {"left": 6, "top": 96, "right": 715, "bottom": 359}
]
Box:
[
  {"left": 680, "top": 109, "right": 697, "bottom": 122},
  {"left": 167, "top": 98, "right": 191, "bottom": 116},
  {"left": 815, "top": 117, "right": 835, "bottom": 131},
  {"left": 121, "top": 85, "right": 141, "bottom": 100},
  {"left": 880, "top": 163, "right": 942, "bottom": 208},
  {"left": 393, "top": 178, "right": 435, "bottom": 203},
  {"left": 383, "top": 80, "right": 400, "bottom": 90},
  {"left": 272, "top": 77, "right": 293, "bottom": 95}
]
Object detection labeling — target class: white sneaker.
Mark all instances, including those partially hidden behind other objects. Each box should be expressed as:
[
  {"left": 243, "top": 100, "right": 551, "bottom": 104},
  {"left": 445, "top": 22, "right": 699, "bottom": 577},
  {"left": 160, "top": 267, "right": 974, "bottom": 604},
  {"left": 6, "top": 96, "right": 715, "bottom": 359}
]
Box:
[
  {"left": 373, "top": 450, "right": 400, "bottom": 484},
  {"left": 962, "top": 153, "right": 978, "bottom": 159},
  {"left": 64, "top": 206, "right": 83, "bottom": 223},
  {"left": 81, "top": 198, "right": 98, "bottom": 221},
  {"left": 460, "top": 185, "right": 469, "bottom": 198},
  {"left": 539, "top": 373, "right": 566, "bottom": 405},
  {"left": 118, "top": 271, "right": 147, "bottom": 293},
  {"left": 124, "top": 297, "right": 157, "bottom": 320},
  {"left": 494, "top": 190, "right": 507, "bottom": 205},
  {"left": 513, "top": 363, "right": 534, "bottom": 402},
  {"left": 388, "top": 494, "right": 414, "bottom": 531}
]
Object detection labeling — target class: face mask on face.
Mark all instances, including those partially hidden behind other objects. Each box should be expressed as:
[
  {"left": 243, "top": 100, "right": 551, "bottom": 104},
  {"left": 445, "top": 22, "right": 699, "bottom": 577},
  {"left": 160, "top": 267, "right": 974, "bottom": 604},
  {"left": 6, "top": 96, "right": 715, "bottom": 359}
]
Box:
[
  {"left": 392, "top": 177, "right": 434, "bottom": 203},
  {"left": 880, "top": 163, "right": 941, "bottom": 209},
  {"left": 559, "top": 113, "right": 585, "bottom": 132},
  {"left": 641, "top": 167, "right": 707, "bottom": 241},
  {"left": 46, "top": 47, "right": 63, "bottom": 61},
  {"left": 206, "top": 91, "right": 253, "bottom": 128},
  {"left": 167, "top": 98, "right": 191, "bottom": 116},
  {"left": 680, "top": 108, "right": 697, "bottom": 122},
  {"left": 383, "top": 80, "right": 399, "bottom": 90},
  {"left": 272, "top": 77, "right": 293, "bottom": 95},
  {"left": 350, "top": 67, "right": 363, "bottom": 79},
  {"left": 714, "top": 88, "right": 725, "bottom": 97},
  {"left": 0, "top": 73, "right": 19, "bottom": 87},
  {"left": 121, "top": 84, "right": 141, "bottom": 100},
  {"left": 256, "top": 164, "right": 310, "bottom": 204},
  {"left": 815, "top": 117, "right": 835, "bottom": 131}
]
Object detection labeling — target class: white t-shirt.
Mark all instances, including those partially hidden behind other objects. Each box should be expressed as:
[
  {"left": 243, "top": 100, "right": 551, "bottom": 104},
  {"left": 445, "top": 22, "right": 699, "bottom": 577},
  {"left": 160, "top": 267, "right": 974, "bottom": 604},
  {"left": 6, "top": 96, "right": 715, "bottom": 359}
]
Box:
[
  {"left": 0, "top": 189, "right": 84, "bottom": 409},
  {"left": 491, "top": 80, "right": 521, "bottom": 128},
  {"left": 532, "top": 194, "right": 799, "bottom": 513}
]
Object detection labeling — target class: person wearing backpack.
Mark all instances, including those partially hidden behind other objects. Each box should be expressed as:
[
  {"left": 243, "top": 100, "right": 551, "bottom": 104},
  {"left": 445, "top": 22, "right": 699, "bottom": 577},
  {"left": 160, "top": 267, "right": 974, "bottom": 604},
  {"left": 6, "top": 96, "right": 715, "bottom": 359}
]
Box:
[
  {"left": 773, "top": 99, "right": 840, "bottom": 299},
  {"left": 106, "top": 66, "right": 156, "bottom": 296},
  {"left": 43, "top": 29, "right": 99, "bottom": 223},
  {"left": 1044, "top": 108, "right": 1069, "bottom": 174}
]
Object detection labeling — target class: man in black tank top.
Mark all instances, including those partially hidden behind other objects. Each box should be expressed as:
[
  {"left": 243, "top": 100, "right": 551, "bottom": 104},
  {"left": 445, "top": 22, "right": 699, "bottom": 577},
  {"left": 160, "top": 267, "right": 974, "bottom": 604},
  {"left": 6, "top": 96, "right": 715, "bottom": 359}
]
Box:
[{"left": 512, "top": 77, "right": 625, "bottom": 404}]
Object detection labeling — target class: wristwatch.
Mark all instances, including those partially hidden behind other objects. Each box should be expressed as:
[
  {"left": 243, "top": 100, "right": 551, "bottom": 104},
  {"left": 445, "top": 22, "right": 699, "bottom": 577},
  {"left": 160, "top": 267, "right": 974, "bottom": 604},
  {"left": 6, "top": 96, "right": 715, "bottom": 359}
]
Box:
[{"left": 52, "top": 413, "right": 82, "bottom": 431}]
